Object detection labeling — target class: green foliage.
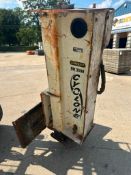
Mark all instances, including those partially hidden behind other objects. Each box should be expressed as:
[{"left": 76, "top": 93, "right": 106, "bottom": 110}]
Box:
[
  {"left": 0, "top": 9, "right": 20, "bottom": 46},
  {"left": 22, "top": 0, "right": 71, "bottom": 10},
  {"left": 17, "top": 27, "right": 38, "bottom": 46},
  {"left": 0, "top": 8, "right": 40, "bottom": 47},
  {"left": 20, "top": 0, "right": 73, "bottom": 43},
  {"left": 0, "top": 0, "right": 73, "bottom": 47}
]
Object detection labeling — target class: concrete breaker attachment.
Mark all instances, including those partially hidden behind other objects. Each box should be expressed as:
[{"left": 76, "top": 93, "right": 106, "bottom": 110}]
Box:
[{"left": 13, "top": 8, "right": 114, "bottom": 148}]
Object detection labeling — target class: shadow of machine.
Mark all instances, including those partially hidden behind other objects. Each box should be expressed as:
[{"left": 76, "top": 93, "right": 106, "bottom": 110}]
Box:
[{"left": 0, "top": 124, "right": 131, "bottom": 175}]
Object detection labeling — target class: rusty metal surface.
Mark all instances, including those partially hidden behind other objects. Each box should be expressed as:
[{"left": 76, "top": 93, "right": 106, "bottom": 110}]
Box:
[
  {"left": 41, "top": 91, "right": 53, "bottom": 129},
  {"left": 40, "top": 9, "right": 114, "bottom": 144},
  {"left": 41, "top": 10, "right": 94, "bottom": 143},
  {"left": 33, "top": 8, "right": 114, "bottom": 15},
  {"left": 41, "top": 13, "right": 60, "bottom": 95},
  {"left": 41, "top": 12, "right": 63, "bottom": 132},
  {"left": 13, "top": 102, "right": 46, "bottom": 148}
]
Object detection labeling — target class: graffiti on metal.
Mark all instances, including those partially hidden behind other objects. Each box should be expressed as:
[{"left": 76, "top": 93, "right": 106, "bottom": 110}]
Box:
[{"left": 70, "top": 74, "right": 83, "bottom": 119}]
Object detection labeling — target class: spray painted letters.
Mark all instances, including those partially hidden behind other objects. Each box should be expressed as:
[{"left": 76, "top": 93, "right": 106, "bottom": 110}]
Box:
[{"left": 70, "top": 74, "right": 83, "bottom": 119}]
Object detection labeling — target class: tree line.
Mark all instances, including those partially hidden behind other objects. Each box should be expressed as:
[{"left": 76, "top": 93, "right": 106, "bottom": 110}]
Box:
[
  {"left": 0, "top": 8, "right": 41, "bottom": 46},
  {"left": 0, "top": 0, "right": 72, "bottom": 47}
]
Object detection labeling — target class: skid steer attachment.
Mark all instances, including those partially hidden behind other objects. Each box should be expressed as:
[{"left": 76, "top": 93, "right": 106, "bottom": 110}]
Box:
[{"left": 13, "top": 8, "right": 114, "bottom": 147}]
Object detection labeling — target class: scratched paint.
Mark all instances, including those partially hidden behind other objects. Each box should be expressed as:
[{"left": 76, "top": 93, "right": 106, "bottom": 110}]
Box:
[{"left": 40, "top": 9, "right": 114, "bottom": 144}]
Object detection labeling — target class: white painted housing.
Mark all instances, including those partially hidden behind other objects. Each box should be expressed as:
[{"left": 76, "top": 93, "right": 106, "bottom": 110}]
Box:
[{"left": 40, "top": 8, "right": 114, "bottom": 144}]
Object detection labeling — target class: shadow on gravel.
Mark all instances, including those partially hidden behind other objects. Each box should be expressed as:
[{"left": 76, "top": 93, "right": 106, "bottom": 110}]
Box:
[
  {"left": 0, "top": 124, "right": 131, "bottom": 175},
  {"left": 118, "top": 71, "right": 131, "bottom": 76}
]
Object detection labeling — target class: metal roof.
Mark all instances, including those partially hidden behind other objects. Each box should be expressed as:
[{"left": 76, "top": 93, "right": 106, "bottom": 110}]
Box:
[{"left": 115, "top": 1, "right": 131, "bottom": 16}]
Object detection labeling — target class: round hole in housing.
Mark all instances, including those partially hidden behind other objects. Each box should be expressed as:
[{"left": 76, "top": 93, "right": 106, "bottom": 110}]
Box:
[{"left": 71, "top": 18, "right": 88, "bottom": 38}]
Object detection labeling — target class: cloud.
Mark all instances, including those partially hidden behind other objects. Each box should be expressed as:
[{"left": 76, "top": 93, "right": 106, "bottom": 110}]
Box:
[
  {"left": 16, "top": 0, "right": 23, "bottom": 8},
  {"left": 0, "top": 0, "right": 12, "bottom": 5},
  {"left": 96, "top": 0, "right": 113, "bottom": 8},
  {"left": 0, "top": 0, "right": 23, "bottom": 9},
  {"left": 95, "top": 0, "right": 131, "bottom": 9},
  {"left": 113, "top": 0, "right": 131, "bottom": 9},
  {"left": 88, "top": 0, "right": 113, "bottom": 8}
]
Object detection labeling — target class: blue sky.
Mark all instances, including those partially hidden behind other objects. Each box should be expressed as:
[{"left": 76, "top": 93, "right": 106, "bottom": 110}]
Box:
[{"left": 0, "top": 0, "right": 130, "bottom": 9}]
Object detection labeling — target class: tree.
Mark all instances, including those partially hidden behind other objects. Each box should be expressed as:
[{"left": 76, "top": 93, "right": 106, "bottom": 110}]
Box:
[
  {"left": 14, "top": 7, "right": 26, "bottom": 26},
  {"left": 0, "top": 1, "right": 74, "bottom": 46},
  {"left": 20, "top": 0, "right": 73, "bottom": 42},
  {"left": 0, "top": 9, "right": 20, "bottom": 46},
  {"left": 17, "top": 27, "right": 38, "bottom": 45},
  {"left": 22, "top": 0, "right": 72, "bottom": 10}
]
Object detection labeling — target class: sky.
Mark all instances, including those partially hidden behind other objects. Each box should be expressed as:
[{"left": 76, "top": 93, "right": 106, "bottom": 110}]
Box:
[{"left": 0, "top": 0, "right": 130, "bottom": 9}]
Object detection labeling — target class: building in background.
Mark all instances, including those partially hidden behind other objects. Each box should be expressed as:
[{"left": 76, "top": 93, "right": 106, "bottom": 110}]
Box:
[{"left": 108, "top": 1, "right": 131, "bottom": 48}]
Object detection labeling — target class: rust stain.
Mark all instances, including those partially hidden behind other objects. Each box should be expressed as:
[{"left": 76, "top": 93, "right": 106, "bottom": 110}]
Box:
[
  {"left": 33, "top": 9, "right": 88, "bottom": 14},
  {"left": 84, "top": 39, "right": 91, "bottom": 46},
  {"left": 77, "top": 134, "right": 84, "bottom": 141},
  {"left": 33, "top": 8, "right": 113, "bottom": 15},
  {"left": 48, "top": 91, "right": 60, "bottom": 98},
  {"left": 72, "top": 124, "right": 78, "bottom": 134},
  {"left": 82, "top": 106, "right": 88, "bottom": 114},
  {"left": 43, "top": 13, "right": 60, "bottom": 70},
  {"left": 48, "top": 119, "right": 53, "bottom": 129}
]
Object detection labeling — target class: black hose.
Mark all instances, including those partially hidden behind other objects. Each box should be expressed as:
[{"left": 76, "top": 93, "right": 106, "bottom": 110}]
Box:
[
  {"left": 0, "top": 105, "right": 3, "bottom": 121},
  {"left": 97, "top": 62, "right": 106, "bottom": 95}
]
